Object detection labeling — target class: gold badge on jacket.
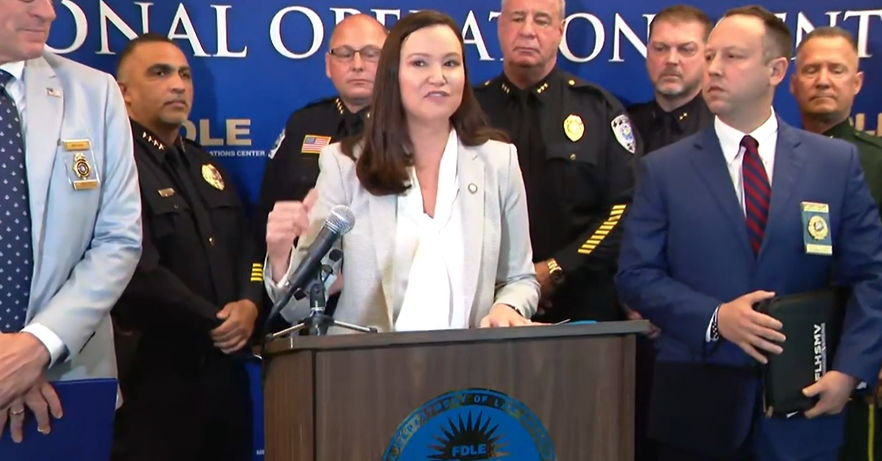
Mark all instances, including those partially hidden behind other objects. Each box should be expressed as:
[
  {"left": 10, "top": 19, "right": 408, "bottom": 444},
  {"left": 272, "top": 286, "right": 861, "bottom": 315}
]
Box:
[
  {"left": 61, "top": 139, "right": 100, "bottom": 190},
  {"left": 201, "top": 164, "right": 225, "bottom": 190},
  {"left": 564, "top": 114, "right": 584, "bottom": 142},
  {"left": 801, "top": 201, "right": 832, "bottom": 256}
]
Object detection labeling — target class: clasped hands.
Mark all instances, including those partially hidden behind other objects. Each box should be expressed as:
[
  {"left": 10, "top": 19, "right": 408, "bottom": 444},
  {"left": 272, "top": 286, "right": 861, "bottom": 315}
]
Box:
[
  {"left": 210, "top": 300, "right": 258, "bottom": 354},
  {"left": 718, "top": 290, "right": 857, "bottom": 418},
  {"left": 0, "top": 333, "right": 63, "bottom": 442}
]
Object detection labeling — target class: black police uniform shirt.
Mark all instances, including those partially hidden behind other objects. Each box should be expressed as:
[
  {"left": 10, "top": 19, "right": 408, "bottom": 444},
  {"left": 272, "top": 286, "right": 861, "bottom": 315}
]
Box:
[
  {"left": 474, "top": 67, "right": 641, "bottom": 322},
  {"left": 113, "top": 120, "right": 264, "bottom": 354},
  {"left": 627, "top": 92, "right": 712, "bottom": 154}
]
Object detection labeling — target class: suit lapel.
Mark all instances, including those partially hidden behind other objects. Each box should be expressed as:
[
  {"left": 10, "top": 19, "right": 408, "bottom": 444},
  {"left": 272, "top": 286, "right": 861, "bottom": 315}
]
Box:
[
  {"left": 458, "top": 142, "right": 484, "bottom": 315},
  {"left": 23, "top": 57, "right": 62, "bottom": 274},
  {"left": 690, "top": 128, "right": 754, "bottom": 259},
  {"left": 369, "top": 192, "right": 397, "bottom": 323},
  {"left": 759, "top": 120, "right": 804, "bottom": 260}
]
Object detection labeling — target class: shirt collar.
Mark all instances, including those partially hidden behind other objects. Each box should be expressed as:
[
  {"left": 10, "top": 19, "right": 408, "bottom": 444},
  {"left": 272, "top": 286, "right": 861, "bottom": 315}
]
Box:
[
  {"left": 822, "top": 118, "right": 854, "bottom": 139},
  {"left": 0, "top": 61, "right": 25, "bottom": 82},
  {"left": 715, "top": 108, "right": 779, "bottom": 165}
]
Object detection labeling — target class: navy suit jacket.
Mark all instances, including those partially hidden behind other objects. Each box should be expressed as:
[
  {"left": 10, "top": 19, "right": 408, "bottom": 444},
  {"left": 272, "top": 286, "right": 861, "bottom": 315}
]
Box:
[{"left": 615, "top": 118, "right": 882, "bottom": 458}]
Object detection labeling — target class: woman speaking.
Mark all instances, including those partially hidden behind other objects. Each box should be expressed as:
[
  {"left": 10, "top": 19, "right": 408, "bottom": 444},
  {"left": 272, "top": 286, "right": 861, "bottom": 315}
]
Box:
[{"left": 264, "top": 10, "right": 538, "bottom": 333}]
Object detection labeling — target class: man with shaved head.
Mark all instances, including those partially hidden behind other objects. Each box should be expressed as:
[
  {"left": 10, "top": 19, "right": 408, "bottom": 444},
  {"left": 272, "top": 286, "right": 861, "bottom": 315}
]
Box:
[
  {"left": 254, "top": 13, "right": 387, "bottom": 326},
  {"left": 111, "top": 33, "right": 263, "bottom": 461}
]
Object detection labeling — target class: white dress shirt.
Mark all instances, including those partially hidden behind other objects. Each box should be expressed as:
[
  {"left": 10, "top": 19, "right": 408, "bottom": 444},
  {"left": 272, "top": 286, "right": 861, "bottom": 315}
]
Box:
[
  {"left": 393, "top": 129, "right": 467, "bottom": 331},
  {"left": 707, "top": 110, "right": 779, "bottom": 342},
  {"left": 0, "top": 61, "right": 67, "bottom": 365}
]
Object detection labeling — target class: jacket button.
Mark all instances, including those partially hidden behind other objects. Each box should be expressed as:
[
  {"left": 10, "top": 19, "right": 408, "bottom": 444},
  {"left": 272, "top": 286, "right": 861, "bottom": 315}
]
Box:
[{"left": 208, "top": 237, "right": 215, "bottom": 246}]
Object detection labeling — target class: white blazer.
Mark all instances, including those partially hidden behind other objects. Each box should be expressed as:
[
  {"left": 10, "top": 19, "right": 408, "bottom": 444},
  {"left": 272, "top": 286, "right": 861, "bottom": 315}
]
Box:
[{"left": 265, "top": 137, "right": 539, "bottom": 333}]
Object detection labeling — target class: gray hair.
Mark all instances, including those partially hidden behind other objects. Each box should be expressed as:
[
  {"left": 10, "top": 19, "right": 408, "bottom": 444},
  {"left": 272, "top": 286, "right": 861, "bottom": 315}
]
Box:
[{"left": 500, "top": 0, "right": 566, "bottom": 19}]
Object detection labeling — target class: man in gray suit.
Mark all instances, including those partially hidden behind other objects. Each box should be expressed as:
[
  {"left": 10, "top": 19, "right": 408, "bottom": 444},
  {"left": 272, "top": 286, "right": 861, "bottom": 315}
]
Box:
[{"left": 0, "top": 0, "right": 142, "bottom": 441}]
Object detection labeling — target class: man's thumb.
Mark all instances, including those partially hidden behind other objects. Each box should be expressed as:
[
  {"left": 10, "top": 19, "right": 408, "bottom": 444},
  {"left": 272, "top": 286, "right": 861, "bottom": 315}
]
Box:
[{"left": 802, "top": 381, "right": 822, "bottom": 397}]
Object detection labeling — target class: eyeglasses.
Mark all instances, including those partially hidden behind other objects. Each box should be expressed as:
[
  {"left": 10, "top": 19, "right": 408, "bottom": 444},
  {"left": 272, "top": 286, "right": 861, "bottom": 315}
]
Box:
[{"left": 329, "top": 46, "right": 382, "bottom": 62}]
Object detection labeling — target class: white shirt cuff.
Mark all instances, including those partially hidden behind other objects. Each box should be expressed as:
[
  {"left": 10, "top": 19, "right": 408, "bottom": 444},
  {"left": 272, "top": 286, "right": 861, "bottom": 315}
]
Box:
[
  {"left": 706, "top": 306, "right": 720, "bottom": 342},
  {"left": 263, "top": 246, "right": 298, "bottom": 297},
  {"left": 21, "top": 323, "right": 67, "bottom": 367}
]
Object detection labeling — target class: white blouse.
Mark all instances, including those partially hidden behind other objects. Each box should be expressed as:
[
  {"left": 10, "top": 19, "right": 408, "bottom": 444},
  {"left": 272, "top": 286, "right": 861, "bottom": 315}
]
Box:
[{"left": 392, "top": 129, "right": 467, "bottom": 331}]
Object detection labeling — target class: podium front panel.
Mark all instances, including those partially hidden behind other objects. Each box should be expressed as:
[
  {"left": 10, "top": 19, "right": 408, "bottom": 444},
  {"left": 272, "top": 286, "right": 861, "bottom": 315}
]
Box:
[{"left": 312, "top": 334, "right": 635, "bottom": 460}]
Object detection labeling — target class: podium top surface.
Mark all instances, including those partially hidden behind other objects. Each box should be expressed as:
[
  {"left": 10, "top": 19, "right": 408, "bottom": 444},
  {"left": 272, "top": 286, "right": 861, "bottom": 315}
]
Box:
[{"left": 262, "top": 320, "right": 648, "bottom": 355}]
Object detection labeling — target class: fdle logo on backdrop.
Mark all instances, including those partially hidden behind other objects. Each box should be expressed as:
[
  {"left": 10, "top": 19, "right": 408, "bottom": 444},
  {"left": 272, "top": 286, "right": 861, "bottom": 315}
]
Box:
[{"left": 46, "top": 0, "right": 882, "bottom": 204}]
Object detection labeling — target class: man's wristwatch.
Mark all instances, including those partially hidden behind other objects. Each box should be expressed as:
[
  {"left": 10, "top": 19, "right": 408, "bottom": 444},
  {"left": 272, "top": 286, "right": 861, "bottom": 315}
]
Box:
[{"left": 546, "top": 259, "right": 565, "bottom": 286}]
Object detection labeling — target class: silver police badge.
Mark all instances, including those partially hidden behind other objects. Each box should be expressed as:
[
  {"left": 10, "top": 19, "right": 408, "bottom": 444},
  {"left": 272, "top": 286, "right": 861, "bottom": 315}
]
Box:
[{"left": 611, "top": 114, "right": 636, "bottom": 154}]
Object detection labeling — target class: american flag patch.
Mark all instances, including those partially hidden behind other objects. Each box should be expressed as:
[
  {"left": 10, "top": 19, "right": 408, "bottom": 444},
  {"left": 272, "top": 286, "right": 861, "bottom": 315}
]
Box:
[{"left": 301, "top": 135, "right": 332, "bottom": 154}]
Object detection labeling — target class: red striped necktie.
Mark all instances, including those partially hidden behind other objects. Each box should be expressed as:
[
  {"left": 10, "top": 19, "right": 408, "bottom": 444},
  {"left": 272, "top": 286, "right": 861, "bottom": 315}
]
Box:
[{"left": 741, "top": 135, "right": 770, "bottom": 255}]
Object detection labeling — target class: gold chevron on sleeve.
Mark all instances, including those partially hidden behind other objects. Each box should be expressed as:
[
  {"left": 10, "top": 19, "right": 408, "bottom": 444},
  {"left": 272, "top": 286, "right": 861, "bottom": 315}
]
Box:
[
  {"left": 250, "top": 262, "right": 263, "bottom": 282},
  {"left": 577, "top": 204, "right": 626, "bottom": 255}
]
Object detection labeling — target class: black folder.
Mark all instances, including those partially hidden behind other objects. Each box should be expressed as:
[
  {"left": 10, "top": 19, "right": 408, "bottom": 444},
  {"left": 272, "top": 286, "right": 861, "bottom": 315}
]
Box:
[{"left": 753, "top": 289, "right": 847, "bottom": 417}]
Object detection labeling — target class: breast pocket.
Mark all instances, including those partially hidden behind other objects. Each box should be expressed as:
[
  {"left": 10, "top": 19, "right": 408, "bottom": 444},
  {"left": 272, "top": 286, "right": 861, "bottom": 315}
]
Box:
[
  {"left": 145, "top": 193, "right": 191, "bottom": 241},
  {"left": 203, "top": 190, "right": 243, "bottom": 239},
  {"left": 545, "top": 142, "right": 601, "bottom": 206}
]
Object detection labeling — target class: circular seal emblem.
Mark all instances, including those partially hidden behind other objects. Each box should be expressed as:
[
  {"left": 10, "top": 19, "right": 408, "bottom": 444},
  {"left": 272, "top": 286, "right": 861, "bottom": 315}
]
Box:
[
  {"left": 73, "top": 153, "right": 91, "bottom": 179},
  {"left": 382, "top": 388, "right": 555, "bottom": 461},
  {"left": 808, "top": 215, "right": 828, "bottom": 240}
]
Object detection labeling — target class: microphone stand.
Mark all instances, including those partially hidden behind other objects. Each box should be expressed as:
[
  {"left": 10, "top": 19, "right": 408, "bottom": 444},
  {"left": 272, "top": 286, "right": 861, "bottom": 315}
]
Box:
[
  {"left": 259, "top": 258, "right": 377, "bottom": 386},
  {"left": 267, "top": 269, "right": 378, "bottom": 339}
]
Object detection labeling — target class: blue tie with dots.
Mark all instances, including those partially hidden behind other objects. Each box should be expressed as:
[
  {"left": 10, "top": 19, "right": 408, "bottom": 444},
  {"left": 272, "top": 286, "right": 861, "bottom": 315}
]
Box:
[{"left": 0, "top": 70, "right": 33, "bottom": 333}]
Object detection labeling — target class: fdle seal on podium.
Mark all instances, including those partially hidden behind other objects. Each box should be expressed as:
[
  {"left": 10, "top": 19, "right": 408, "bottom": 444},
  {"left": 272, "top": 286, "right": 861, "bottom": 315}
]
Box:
[{"left": 382, "top": 388, "right": 555, "bottom": 460}]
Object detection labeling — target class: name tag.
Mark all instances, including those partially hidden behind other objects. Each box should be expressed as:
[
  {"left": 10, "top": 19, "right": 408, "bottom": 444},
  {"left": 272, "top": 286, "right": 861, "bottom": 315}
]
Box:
[{"left": 801, "top": 201, "right": 832, "bottom": 256}]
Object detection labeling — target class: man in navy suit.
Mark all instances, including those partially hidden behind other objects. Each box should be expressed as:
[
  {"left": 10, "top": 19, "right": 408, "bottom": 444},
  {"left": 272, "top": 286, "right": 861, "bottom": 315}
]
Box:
[{"left": 616, "top": 5, "right": 882, "bottom": 461}]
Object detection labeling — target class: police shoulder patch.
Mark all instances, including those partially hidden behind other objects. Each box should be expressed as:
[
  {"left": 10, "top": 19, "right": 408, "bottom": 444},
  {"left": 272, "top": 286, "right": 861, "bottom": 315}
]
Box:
[
  {"left": 611, "top": 114, "right": 636, "bottom": 154},
  {"left": 268, "top": 129, "right": 286, "bottom": 159}
]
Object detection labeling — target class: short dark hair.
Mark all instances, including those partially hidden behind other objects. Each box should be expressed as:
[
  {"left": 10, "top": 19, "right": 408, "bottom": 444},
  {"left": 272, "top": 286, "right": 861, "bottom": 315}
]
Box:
[
  {"left": 796, "top": 26, "right": 858, "bottom": 55},
  {"left": 116, "top": 33, "right": 176, "bottom": 78},
  {"left": 341, "top": 10, "right": 507, "bottom": 196},
  {"left": 722, "top": 5, "right": 793, "bottom": 61},
  {"left": 650, "top": 5, "right": 713, "bottom": 41}
]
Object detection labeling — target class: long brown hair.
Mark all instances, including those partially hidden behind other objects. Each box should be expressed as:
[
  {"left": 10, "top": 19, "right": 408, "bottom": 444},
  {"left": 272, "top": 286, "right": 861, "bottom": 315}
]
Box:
[{"left": 340, "top": 10, "right": 507, "bottom": 196}]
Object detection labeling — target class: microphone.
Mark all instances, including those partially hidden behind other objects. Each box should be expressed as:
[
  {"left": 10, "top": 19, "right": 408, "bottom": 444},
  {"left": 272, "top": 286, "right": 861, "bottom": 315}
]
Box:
[{"left": 265, "top": 205, "right": 355, "bottom": 325}]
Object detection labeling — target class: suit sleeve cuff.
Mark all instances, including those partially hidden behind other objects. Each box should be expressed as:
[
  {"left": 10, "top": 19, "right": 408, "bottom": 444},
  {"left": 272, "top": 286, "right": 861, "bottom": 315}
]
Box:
[
  {"left": 22, "top": 323, "right": 68, "bottom": 367},
  {"left": 263, "top": 247, "right": 299, "bottom": 300}
]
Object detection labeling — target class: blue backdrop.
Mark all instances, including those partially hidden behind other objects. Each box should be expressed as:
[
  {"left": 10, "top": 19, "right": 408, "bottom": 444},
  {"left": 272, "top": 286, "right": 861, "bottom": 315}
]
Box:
[{"left": 46, "top": 0, "right": 882, "bottom": 206}]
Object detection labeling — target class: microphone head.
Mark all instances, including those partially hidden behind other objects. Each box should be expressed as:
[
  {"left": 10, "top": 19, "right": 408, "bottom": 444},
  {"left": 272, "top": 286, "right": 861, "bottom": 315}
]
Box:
[{"left": 326, "top": 205, "right": 356, "bottom": 235}]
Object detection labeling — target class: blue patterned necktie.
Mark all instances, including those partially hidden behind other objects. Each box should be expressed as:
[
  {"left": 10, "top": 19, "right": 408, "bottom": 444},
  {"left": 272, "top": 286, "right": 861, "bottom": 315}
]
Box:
[
  {"left": 0, "top": 70, "right": 33, "bottom": 333},
  {"left": 741, "top": 135, "right": 770, "bottom": 255}
]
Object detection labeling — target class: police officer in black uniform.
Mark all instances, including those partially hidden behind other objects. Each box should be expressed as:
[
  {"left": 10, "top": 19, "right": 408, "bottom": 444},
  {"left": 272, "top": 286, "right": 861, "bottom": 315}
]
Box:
[
  {"left": 110, "top": 33, "right": 261, "bottom": 461},
  {"left": 624, "top": 8, "right": 712, "bottom": 461},
  {"left": 476, "top": 0, "right": 641, "bottom": 324},
  {"left": 254, "top": 15, "right": 386, "bottom": 325},
  {"left": 627, "top": 5, "right": 713, "bottom": 155}
]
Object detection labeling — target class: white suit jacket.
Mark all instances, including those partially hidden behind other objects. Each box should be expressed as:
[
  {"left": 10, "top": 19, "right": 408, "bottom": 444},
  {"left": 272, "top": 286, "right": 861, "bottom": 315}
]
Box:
[
  {"left": 22, "top": 52, "right": 142, "bottom": 382},
  {"left": 265, "top": 138, "right": 539, "bottom": 332}
]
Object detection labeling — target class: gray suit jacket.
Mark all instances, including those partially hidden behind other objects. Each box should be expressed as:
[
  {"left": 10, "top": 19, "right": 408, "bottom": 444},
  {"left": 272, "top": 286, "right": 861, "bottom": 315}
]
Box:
[
  {"left": 23, "top": 53, "right": 142, "bottom": 383},
  {"left": 265, "top": 137, "right": 539, "bottom": 332}
]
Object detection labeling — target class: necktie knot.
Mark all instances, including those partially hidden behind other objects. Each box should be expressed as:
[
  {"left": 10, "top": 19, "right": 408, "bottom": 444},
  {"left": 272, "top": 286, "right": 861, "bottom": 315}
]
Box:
[{"left": 741, "top": 135, "right": 759, "bottom": 153}]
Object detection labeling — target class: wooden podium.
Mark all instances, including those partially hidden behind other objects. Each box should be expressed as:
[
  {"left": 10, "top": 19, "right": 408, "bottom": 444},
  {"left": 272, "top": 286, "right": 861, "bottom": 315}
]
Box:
[{"left": 261, "top": 320, "right": 648, "bottom": 461}]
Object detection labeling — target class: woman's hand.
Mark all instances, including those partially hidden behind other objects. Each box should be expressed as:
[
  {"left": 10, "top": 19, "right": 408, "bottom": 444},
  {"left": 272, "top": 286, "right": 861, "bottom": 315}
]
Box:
[
  {"left": 479, "top": 304, "right": 532, "bottom": 328},
  {"left": 266, "top": 189, "right": 318, "bottom": 282}
]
